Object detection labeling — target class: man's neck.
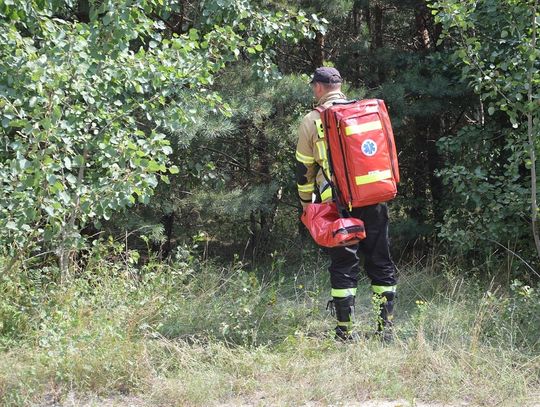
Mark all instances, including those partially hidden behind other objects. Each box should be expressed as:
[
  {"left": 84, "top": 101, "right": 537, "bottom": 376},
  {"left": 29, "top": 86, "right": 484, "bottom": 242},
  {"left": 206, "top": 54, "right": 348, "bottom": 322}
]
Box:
[{"left": 317, "top": 90, "right": 346, "bottom": 106}]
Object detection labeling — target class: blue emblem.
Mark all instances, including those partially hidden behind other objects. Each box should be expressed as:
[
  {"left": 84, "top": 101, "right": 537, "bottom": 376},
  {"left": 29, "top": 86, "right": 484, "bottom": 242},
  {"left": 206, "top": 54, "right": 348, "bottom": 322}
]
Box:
[{"left": 362, "top": 139, "right": 377, "bottom": 156}]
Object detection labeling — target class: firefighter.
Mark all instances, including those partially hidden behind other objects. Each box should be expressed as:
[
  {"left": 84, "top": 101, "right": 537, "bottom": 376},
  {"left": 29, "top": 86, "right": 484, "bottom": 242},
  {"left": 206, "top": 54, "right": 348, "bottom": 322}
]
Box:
[{"left": 295, "top": 67, "right": 398, "bottom": 341}]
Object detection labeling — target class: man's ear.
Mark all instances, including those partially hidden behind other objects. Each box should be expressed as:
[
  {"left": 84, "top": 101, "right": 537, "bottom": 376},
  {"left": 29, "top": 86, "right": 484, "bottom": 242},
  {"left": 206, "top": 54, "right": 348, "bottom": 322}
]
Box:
[{"left": 313, "top": 82, "right": 321, "bottom": 98}]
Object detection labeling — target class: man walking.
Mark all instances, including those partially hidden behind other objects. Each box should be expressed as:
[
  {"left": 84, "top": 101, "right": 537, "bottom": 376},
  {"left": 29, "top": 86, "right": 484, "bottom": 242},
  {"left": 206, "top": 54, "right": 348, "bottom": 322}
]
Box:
[{"left": 295, "top": 67, "right": 398, "bottom": 341}]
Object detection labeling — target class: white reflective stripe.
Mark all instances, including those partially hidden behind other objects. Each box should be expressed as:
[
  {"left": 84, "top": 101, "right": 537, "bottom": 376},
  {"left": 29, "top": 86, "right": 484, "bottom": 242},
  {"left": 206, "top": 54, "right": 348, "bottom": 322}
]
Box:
[
  {"left": 345, "top": 121, "right": 382, "bottom": 136},
  {"left": 355, "top": 169, "right": 392, "bottom": 186},
  {"left": 297, "top": 183, "right": 315, "bottom": 193},
  {"left": 296, "top": 150, "right": 315, "bottom": 164}
]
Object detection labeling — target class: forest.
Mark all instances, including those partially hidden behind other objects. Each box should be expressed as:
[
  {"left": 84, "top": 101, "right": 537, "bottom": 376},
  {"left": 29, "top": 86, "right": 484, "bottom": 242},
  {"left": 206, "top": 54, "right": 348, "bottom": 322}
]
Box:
[{"left": 1, "top": 0, "right": 539, "bottom": 406}]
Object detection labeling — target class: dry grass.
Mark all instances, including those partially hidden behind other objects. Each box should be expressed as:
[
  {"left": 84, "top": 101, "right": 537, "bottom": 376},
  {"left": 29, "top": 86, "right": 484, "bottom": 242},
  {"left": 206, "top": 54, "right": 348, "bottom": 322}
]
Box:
[
  {"left": 138, "top": 335, "right": 537, "bottom": 407},
  {"left": 1, "top": 256, "right": 539, "bottom": 406}
]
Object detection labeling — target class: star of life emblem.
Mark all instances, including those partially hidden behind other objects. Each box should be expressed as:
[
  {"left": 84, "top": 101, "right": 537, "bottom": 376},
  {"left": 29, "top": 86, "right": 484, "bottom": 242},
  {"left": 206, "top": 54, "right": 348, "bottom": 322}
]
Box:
[{"left": 362, "top": 139, "right": 377, "bottom": 156}]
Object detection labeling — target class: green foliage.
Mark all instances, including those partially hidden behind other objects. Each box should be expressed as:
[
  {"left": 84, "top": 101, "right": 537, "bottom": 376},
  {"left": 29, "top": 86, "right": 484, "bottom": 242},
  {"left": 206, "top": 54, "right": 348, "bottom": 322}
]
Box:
[
  {"left": 432, "top": 0, "right": 540, "bottom": 126},
  {"left": 0, "top": 0, "right": 232, "bottom": 258},
  {"left": 198, "top": 0, "right": 327, "bottom": 79},
  {"left": 432, "top": 0, "right": 540, "bottom": 261},
  {"left": 0, "top": 0, "right": 321, "bottom": 268},
  {"left": 437, "top": 124, "right": 530, "bottom": 252},
  {"left": 114, "top": 66, "right": 315, "bottom": 259}
]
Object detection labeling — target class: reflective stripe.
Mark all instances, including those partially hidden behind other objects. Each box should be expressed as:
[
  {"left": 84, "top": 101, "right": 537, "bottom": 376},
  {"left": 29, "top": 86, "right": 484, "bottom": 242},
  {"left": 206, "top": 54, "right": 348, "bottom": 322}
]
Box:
[
  {"left": 355, "top": 169, "right": 392, "bottom": 186},
  {"left": 320, "top": 187, "right": 332, "bottom": 201},
  {"left": 315, "top": 119, "right": 325, "bottom": 139},
  {"left": 331, "top": 288, "right": 357, "bottom": 297},
  {"left": 316, "top": 141, "right": 327, "bottom": 161},
  {"left": 345, "top": 120, "right": 382, "bottom": 136},
  {"left": 371, "top": 285, "right": 397, "bottom": 295},
  {"left": 337, "top": 321, "right": 352, "bottom": 328},
  {"left": 296, "top": 150, "right": 315, "bottom": 164},
  {"left": 297, "top": 183, "right": 315, "bottom": 193},
  {"left": 315, "top": 140, "right": 331, "bottom": 180}
]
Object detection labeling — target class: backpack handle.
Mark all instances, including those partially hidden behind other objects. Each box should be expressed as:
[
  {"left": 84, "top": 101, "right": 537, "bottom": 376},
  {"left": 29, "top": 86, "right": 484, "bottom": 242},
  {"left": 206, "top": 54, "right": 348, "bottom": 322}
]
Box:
[{"left": 332, "top": 100, "right": 357, "bottom": 105}]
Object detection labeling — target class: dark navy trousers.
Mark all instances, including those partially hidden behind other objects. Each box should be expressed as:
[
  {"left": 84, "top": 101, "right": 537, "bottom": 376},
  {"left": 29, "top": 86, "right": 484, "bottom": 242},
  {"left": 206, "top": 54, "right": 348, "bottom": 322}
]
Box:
[{"left": 328, "top": 203, "right": 397, "bottom": 291}]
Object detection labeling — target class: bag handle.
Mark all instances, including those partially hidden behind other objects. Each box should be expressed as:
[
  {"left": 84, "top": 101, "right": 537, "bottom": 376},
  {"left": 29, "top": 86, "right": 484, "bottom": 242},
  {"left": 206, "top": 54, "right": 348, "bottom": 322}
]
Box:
[{"left": 331, "top": 99, "right": 357, "bottom": 105}]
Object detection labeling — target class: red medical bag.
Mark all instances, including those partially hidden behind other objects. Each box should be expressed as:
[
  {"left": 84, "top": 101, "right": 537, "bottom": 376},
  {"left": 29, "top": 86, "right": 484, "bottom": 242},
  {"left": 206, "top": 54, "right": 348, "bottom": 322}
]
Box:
[
  {"left": 316, "top": 99, "right": 399, "bottom": 208},
  {"left": 301, "top": 202, "right": 366, "bottom": 247}
]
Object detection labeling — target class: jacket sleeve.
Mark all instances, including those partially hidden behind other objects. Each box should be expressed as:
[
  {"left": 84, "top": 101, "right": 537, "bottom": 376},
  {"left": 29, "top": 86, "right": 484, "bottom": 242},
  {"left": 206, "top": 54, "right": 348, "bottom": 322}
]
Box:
[{"left": 296, "top": 114, "right": 318, "bottom": 209}]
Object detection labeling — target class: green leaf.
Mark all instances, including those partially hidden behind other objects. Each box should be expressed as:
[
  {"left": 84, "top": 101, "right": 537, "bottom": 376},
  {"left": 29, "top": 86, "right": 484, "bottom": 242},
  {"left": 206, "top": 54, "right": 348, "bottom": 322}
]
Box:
[
  {"left": 43, "top": 206, "right": 55, "bottom": 216},
  {"left": 66, "top": 174, "right": 77, "bottom": 185},
  {"left": 162, "top": 146, "right": 173, "bottom": 155},
  {"left": 189, "top": 28, "right": 199, "bottom": 41},
  {"left": 19, "top": 158, "right": 29, "bottom": 170},
  {"left": 147, "top": 160, "right": 162, "bottom": 172}
]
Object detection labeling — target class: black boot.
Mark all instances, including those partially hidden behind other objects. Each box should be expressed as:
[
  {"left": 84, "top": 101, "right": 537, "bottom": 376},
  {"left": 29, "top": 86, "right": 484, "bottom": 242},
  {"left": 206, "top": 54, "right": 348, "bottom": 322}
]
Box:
[
  {"left": 373, "top": 291, "right": 395, "bottom": 342},
  {"left": 327, "top": 295, "right": 357, "bottom": 341}
]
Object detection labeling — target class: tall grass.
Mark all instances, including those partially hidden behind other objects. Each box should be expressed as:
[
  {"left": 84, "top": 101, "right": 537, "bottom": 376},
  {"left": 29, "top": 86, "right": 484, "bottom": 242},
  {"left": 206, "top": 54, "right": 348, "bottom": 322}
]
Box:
[{"left": 0, "top": 248, "right": 539, "bottom": 406}]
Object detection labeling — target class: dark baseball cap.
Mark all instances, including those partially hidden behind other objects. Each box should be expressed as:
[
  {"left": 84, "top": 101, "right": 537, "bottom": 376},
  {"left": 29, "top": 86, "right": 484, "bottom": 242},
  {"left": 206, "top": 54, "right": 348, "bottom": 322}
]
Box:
[{"left": 310, "top": 67, "right": 342, "bottom": 84}]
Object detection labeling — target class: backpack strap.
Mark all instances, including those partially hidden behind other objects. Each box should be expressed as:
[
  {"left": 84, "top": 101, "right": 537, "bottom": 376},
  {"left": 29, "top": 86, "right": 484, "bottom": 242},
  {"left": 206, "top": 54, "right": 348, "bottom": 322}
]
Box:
[{"left": 313, "top": 105, "right": 350, "bottom": 218}]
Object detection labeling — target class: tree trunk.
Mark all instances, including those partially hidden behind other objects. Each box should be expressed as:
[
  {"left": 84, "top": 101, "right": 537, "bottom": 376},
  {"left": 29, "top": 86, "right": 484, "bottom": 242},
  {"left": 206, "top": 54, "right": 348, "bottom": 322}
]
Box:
[
  {"left": 527, "top": 0, "right": 540, "bottom": 260},
  {"left": 426, "top": 120, "right": 445, "bottom": 226},
  {"left": 410, "top": 128, "right": 427, "bottom": 225},
  {"left": 77, "top": 0, "right": 90, "bottom": 23},
  {"left": 371, "top": 3, "right": 385, "bottom": 84},
  {"left": 415, "top": 3, "right": 432, "bottom": 49},
  {"left": 415, "top": 2, "right": 445, "bottom": 228},
  {"left": 58, "top": 146, "right": 88, "bottom": 283},
  {"left": 162, "top": 211, "right": 175, "bottom": 258},
  {"left": 313, "top": 31, "right": 325, "bottom": 68}
]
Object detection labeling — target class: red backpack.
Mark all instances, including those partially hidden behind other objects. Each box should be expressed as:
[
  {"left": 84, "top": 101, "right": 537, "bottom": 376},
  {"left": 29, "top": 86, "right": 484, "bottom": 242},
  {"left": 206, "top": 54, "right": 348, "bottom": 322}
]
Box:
[{"left": 316, "top": 99, "right": 399, "bottom": 210}]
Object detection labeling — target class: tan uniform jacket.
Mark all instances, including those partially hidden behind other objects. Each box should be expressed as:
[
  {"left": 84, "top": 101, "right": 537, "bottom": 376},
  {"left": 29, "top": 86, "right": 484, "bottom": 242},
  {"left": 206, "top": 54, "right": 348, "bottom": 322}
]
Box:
[{"left": 296, "top": 90, "right": 347, "bottom": 208}]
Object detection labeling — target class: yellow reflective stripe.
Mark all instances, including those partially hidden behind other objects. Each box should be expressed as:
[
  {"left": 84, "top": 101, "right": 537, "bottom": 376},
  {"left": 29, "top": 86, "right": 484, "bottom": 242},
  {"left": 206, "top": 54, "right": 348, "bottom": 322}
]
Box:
[
  {"left": 316, "top": 141, "right": 327, "bottom": 161},
  {"left": 320, "top": 187, "right": 332, "bottom": 201},
  {"left": 316, "top": 143, "right": 328, "bottom": 172},
  {"left": 355, "top": 169, "right": 392, "bottom": 186},
  {"left": 371, "top": 285, "right": 397, "bottom": 295},
  {"left": 315, "top": 140, "right": 331, "bottom": 180},
  {"left": 337, "top": 321, "right": 352, "bottom": 328},
  {"left": 345, "top": 121, "right": 382, "bottom": 136},
  {"left": 296, "top": 150, "right": 315, "bottom": 164},
  {"left": 315, "top": 119, "right": 325, "bottom": 139},
  {"left": 297, "top": 183, "right": 315, "bottom": 193},
  {"left": 331, "top": 288, "right": 357, "bottom": 297}
]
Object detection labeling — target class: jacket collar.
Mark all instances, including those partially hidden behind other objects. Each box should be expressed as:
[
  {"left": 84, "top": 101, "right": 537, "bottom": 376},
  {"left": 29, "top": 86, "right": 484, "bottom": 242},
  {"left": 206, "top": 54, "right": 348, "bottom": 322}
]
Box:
[{"left": 316, "top": 90, "right": 347, "bottom": 106}]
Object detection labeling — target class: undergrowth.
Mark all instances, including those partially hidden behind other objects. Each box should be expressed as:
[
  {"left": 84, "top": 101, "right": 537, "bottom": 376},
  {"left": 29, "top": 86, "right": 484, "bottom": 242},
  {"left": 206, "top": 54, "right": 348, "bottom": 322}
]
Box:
[{"left": 0, "top": 244, "right": 539, "bottom": 406}]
